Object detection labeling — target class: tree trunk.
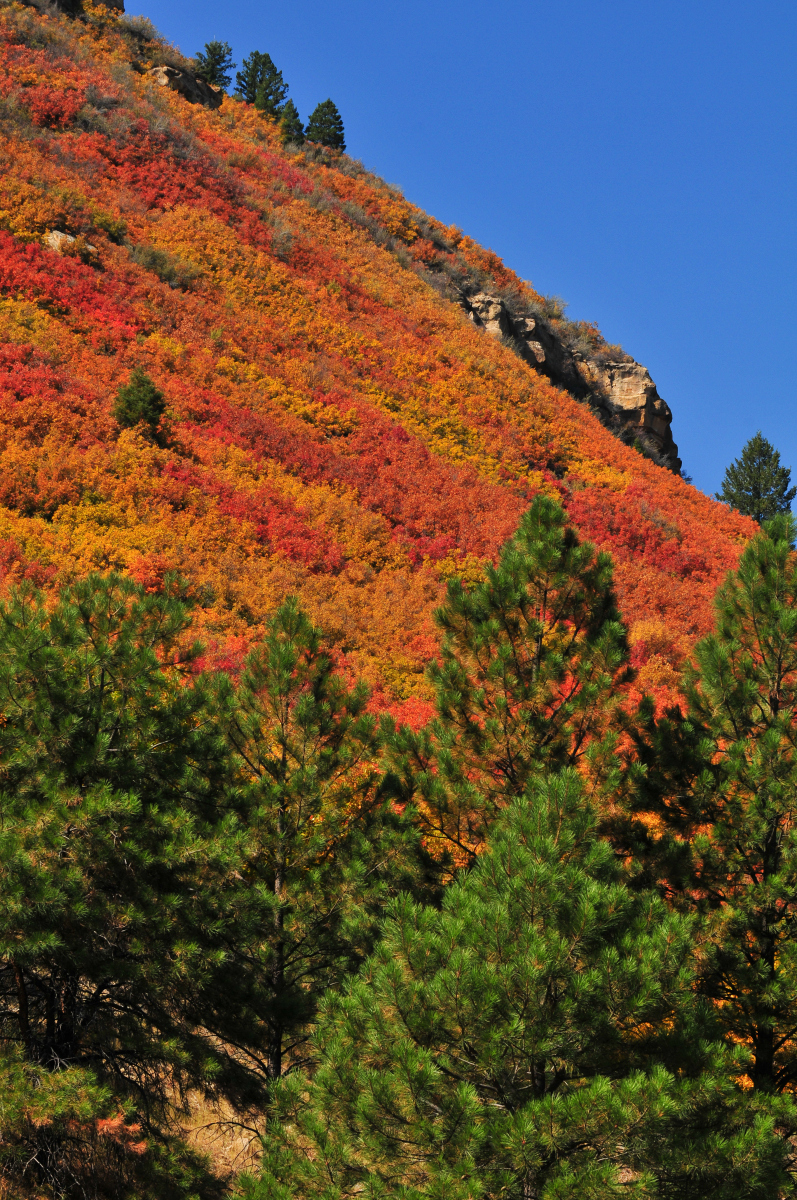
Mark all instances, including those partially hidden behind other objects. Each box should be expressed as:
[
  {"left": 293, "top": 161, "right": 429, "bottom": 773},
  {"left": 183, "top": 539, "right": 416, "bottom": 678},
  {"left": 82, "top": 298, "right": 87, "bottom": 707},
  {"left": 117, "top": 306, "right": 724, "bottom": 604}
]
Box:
[
  {"left": 752, "top": 822, "right": 781, "bottom": 1091},
  {"left": 268, "top": 798, "right": 286, "bottom": 1082},
  {"left": 12, "top": 961, "right": 31, "bottom": 1051}
]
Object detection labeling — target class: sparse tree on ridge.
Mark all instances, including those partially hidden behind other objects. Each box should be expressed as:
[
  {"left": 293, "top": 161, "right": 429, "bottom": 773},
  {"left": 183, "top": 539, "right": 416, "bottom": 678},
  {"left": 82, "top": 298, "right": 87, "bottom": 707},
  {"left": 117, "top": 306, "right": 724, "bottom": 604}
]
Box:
[
  {"left": 716, "top": 430, "right": 796, "bottom": 524},
  {"left": 279, "top": 98, "right": 304, "bottom": 146},
  {"left": 235, "top": 50, "right": 289, "bottom": 116},
  {"left": 193, "top": 40, "right": 235, "bottom": 90},
  {"left": 305, "top": 99, "right": 345, "bottom": 150}
]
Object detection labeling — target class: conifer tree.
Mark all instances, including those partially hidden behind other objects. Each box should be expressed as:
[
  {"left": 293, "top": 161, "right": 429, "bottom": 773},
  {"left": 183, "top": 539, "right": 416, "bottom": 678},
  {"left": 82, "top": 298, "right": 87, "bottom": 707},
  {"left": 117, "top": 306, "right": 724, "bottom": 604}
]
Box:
[
  {"left": 193, "top": 40, "right": 235, "bottom": 90},
  {"left": 235, "top": 50, "right": 289, "bottom": 115},
  {"left": 384, "top": 494, "right": 631, "bottom": 868},
  {"left": 279, "top": 98, "right": 304, "bottom": 145},
  {"left": 626, "top": 514, "right": 797, "bottom": 1097},
  {"left": 716, "top": 430, "right": 796, "bottom": 524},
  {"left": 0, "top": 574, "right": 265, "bottom": 1119},
  {"left": 305, "top": 99, "right": 345, "bottom": 150},
  {"left": 218, "top": 597, "right": 421, "bottom": 1082},
  {"left": 112, "top": 367, "right": 166, "bottom": 441},
  {"left": 251, "top": 771, "right": 789, "bottom": 1200}
]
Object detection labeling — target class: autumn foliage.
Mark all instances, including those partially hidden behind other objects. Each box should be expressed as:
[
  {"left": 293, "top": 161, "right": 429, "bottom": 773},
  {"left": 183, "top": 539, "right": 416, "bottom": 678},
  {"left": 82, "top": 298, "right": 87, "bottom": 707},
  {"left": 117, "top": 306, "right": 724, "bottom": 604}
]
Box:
[{"left": 0, "top": 1, "right": 756, "bottom": 726}]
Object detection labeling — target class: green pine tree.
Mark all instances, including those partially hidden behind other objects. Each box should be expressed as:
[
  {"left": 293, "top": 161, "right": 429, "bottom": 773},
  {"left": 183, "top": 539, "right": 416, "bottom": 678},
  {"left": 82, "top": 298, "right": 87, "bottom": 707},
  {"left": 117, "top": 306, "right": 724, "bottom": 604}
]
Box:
[
  {"left": 251, "top": 771, "right": 790, "bottom": 1200},
  {"left": 112, "top": 367, "right": 166, "bottom": 441},
  {"left": 235, "top": 50, "right": 288, "bottom": 115},
  {"left": 625, "top": 514, "right": 797, "bottom": 1098},
  {"left": 384, "top": 494, "right": 631, "bottom": 870},
  {"left": 0, "top": 573, "right": 266, "bottom": 1123},
  {"left": 716, "top": 430, "right": 796, "bottom": 524},
  {"left": 217, "top": 597, "right": 422, "bottom": 1082},
  {"left": 279, "top": 98, "right": 304, "bottom": 146},
  {"left": 193, "top": 40, "right": 235, "bottom": 90},
  {"left": 305, "top": 99, "right": 345, "bottom": 150}
]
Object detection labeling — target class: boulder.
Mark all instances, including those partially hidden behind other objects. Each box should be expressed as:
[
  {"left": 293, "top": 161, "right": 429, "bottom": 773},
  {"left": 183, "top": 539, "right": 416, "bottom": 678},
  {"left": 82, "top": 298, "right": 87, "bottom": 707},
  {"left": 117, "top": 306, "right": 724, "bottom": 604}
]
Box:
[
  {"left": 145, "top": 65, "right": 223, "bottom": 110},
  {"left": 45, "top": 230, "right": 97, "bottom": 255}
]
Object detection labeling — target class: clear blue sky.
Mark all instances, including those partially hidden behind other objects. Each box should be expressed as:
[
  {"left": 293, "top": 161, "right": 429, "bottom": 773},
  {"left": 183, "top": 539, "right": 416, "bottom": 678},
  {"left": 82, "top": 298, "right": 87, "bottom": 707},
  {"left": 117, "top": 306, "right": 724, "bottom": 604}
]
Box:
[{"left": 135, "top": 0, "right": 797, "bottom": 498}]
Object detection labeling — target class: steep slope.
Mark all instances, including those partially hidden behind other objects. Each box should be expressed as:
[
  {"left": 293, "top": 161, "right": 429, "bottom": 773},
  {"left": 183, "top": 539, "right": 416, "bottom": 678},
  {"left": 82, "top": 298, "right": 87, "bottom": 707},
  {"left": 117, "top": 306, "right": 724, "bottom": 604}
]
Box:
[{"left": 0, "top": 1, "right": 755, "bottom": 721}]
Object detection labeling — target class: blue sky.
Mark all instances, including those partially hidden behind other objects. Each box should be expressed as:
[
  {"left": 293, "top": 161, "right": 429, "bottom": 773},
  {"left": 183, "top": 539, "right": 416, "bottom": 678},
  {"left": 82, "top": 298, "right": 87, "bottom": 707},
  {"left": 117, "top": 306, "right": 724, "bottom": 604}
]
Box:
[{"left": 135, "top": 0, "right": 797, "bottom": 498}]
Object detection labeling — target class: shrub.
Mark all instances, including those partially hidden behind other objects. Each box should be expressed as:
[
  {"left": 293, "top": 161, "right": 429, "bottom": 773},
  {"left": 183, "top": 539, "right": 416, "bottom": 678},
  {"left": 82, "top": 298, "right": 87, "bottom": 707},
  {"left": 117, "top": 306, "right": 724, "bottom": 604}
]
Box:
[
  {"left": 127, "top": 242, "right": 199, "bottom": 290},
  {"left": 91, "top": 209, "right": 127, "bottom": 243},
  {"left": 112, "top": 367, "right": 166, "bottom": 438}
]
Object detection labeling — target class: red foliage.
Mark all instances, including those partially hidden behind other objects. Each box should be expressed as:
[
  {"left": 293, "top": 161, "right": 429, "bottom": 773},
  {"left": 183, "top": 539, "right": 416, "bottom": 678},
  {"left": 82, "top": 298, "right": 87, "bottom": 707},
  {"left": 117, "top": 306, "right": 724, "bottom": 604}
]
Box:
[
  {"left": 25, "top": 83, "right": 84, "bottom": 127},
  {"left": 0, "top": 4, "right": 757, "bottom": 708}
]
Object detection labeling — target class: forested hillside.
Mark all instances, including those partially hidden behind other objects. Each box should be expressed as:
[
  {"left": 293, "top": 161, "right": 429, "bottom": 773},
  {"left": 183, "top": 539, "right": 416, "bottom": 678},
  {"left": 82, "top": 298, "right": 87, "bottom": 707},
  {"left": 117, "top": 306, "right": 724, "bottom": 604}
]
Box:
[
  {"left": 0, "top": 0, "right": 755, "bottom": 723},
  {"left": 5, "top": 5, "right": 796, "bottom": 1199}
]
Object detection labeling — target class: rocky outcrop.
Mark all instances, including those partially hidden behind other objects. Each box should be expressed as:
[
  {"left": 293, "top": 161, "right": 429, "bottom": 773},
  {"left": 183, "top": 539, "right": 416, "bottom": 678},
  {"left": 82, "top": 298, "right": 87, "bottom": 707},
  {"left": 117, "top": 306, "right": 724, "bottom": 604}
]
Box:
[
  {"left": 460, "top": 289, "right": 681, "bottom": 473},
  {"left": 145, "top": 65, "right": 223, "bottom": 110},
  {"left": 584, "top": 360, "right": 680, "bottom": 473},
  {"left": 463, "top": 291, "right": 592, "bottom": 402}
]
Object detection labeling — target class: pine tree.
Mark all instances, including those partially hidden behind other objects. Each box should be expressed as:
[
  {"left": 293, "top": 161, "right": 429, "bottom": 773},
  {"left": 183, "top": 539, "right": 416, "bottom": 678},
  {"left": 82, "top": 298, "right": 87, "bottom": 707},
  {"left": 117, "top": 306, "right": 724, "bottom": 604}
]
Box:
[
  {"left": 279, "top": 98, "right": 304, "bottom": 146},
  {"left": 193, "top": 40, "right": 235, "bottom": 90},
  {"left": 218, "top": 597, "right": 422, "bottom": 1082},
  {"left": 305, "top": 99, "right": 345, "bottom": 150},
  {"left": 716, "top": 430, "right": 796, "bottom": 524},
  {"left": 251, "top": 771, "right": 790, "bottom": 1200},
  {"left": 235, "top": 50, "right": 288, "bottom": 115},
  {"left": 0, "top": 573, "right": 265, "bottom": 1121},
  {"left": 112, "top": 367, "right": 166, "bottom": 441},
  {"left": 628, "top": 514, "right": 797, "bottom": 1097},
  {"left": 384, "top": 494, "right": 631, "bottom": 869}
]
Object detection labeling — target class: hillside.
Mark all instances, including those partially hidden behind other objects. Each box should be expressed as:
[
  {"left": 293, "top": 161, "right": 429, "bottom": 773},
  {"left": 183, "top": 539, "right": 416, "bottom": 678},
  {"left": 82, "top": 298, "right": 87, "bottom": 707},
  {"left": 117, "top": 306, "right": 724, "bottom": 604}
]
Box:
[{"left": 0, "top": 0, "right": 756, "bottom": 721}]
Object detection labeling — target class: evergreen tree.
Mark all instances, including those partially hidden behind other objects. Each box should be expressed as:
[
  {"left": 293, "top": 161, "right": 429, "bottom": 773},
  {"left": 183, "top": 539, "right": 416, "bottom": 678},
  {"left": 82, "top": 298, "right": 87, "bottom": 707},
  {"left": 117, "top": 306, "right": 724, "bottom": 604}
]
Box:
[
  {"left": 112, "top": 367, "right": 166, "bottom": 441},
  {"left": 279, "top": 98, "right": 304, "bottom": 146},
  {"left": 384, "top": 494, "right": 631, "bottom": 869},
  {"left": 193, "top": 40, "right": 235, "bottom": 90},
  {"left": 235, "top": 50, "right": 288, "bottom": 115},
  {"left": 305, "top": 99, "right": 345, "bottom": 150},
  {"left": 625, "top": 515, "right": 797, "bottom": 1097},
  {"left": 0, "top": 574, "right": 265, "bottom": 1121},
  {"left": 251, "top": 771, "right": 789, "bottom": 1200},
  {"left": 716, "top": 430, "right": 796, "bottom": 524},
  {"left": 218, "top": 597, "right": 422, "bottom": 1082}
]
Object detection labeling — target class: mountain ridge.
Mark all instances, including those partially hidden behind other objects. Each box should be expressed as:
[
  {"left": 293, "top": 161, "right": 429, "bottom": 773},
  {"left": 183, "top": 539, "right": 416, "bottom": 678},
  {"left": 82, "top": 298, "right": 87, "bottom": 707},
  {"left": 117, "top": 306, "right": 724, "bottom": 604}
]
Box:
[{"left": 0, "top": 0, "right": 753, "bottom": 722}]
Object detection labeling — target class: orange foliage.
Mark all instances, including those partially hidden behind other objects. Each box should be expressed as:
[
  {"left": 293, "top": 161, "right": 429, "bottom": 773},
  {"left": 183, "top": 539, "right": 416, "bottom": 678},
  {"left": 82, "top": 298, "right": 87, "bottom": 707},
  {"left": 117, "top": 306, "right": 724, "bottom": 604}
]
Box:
[{"left": 0, "top": 3, "right": 756, "bottom": 711}]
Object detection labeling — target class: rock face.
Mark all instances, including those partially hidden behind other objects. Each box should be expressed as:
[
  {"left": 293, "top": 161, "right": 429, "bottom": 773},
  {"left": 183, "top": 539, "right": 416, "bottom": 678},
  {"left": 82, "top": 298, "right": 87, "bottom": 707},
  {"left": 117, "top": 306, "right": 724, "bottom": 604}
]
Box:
[
  {"left": 585, "top": 360, "right": 680, "bottom": 472},
  {"left": 461, "top": 289, "right": 681, "bottom": 474},
  {"left": 145, "top": 65, "right": 223, "bottom": 110}
]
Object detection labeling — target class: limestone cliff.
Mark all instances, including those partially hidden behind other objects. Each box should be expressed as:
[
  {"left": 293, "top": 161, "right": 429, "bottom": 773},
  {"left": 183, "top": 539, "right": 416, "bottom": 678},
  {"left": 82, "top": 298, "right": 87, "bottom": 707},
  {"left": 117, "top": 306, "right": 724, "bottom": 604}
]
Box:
[{"left": 460, "top": 289, "right": 681, "bottom": 474}]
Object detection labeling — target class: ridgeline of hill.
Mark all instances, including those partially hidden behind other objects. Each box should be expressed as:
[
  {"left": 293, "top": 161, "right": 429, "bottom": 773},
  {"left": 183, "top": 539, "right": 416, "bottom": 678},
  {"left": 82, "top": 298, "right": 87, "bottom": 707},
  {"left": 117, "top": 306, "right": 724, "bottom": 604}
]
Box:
[{"left": 0, "top": 0, "right": 755, "bottom": 720}]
